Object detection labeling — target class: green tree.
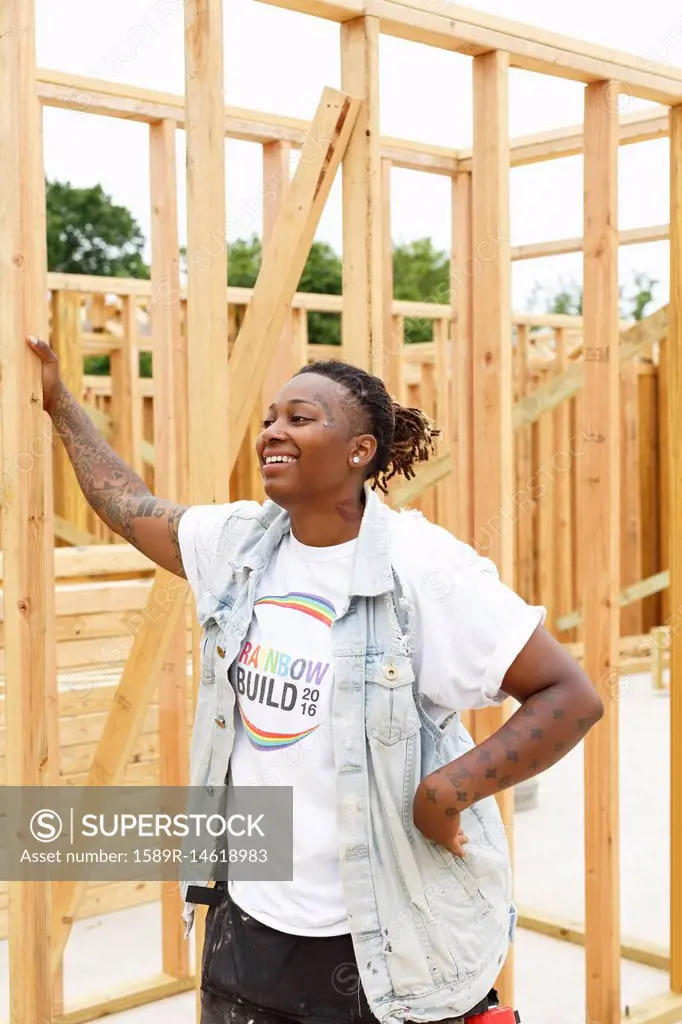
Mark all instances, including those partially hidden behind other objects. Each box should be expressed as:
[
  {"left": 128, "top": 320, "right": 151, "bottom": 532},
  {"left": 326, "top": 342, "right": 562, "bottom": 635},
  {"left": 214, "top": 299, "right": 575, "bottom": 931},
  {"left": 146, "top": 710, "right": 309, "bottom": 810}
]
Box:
[
  {"left": 526, "top": 270, "right": 659, "bottom": 321},
  {"left": 46, "top": 180, "right": 149, "bottom": 279},
  {"left": 224, "top": 234, "right": 343, "bottom": 346},
  {"left": 46, "top": 180, "right": 151, "bottom": 376},
  {"left": 393, "top": 238, "right": 450, "bottom": 343},
  {"left": 625, "top": 271, "right": 658, "bottom": 321}
]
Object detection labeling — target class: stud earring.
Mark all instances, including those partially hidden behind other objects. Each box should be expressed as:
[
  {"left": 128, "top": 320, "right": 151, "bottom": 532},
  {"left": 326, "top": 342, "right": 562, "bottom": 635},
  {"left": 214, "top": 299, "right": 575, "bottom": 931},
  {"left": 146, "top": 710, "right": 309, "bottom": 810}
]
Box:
[{"left": 352, "top": 456, "right": 360, "bottom": 464}]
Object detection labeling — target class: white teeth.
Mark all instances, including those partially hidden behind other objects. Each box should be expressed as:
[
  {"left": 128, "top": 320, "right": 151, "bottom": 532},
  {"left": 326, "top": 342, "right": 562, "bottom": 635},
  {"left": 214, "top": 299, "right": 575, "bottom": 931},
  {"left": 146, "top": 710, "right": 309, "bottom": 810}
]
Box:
[{"left": 265, "top": 455, "right": 297, "bottom": 464}]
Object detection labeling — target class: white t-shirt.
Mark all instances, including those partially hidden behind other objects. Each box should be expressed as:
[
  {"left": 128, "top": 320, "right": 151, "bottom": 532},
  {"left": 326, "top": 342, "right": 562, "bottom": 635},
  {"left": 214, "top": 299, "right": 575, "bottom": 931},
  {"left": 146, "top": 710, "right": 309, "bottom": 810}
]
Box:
[{"left": 179, "top": 504, "right": 545, "bottom": 937}]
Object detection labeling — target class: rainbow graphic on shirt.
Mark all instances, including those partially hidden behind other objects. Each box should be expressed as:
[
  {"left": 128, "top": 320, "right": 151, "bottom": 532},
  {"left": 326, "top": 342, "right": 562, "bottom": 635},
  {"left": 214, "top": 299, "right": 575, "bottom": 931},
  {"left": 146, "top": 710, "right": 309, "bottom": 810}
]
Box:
[
  {"left": 239, "top": 705, "right": 319, "bottom": 750},
  {"left": 254, "top": 591, "right": 336, "bottom": 628}
]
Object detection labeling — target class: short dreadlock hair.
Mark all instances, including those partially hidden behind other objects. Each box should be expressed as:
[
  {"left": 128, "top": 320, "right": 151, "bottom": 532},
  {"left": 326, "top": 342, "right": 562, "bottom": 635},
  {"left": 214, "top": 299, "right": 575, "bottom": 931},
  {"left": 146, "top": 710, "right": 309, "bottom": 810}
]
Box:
[{"left": 295, "top": 359, "right": 440, "bottom": 494}]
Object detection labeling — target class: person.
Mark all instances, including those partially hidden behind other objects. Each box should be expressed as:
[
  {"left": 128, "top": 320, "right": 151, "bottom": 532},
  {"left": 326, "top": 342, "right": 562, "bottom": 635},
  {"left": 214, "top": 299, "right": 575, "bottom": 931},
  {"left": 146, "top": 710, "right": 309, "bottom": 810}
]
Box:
[{"left": 29, "top": 337, "right": 604, "bottom": 1024}]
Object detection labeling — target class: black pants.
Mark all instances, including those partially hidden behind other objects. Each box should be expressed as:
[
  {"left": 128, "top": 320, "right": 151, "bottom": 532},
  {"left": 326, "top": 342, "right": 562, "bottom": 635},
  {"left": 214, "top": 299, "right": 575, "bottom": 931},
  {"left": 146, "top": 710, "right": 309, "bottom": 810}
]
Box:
[{"left": 200, "top": 887, "right": 498, "bottom": 1024}]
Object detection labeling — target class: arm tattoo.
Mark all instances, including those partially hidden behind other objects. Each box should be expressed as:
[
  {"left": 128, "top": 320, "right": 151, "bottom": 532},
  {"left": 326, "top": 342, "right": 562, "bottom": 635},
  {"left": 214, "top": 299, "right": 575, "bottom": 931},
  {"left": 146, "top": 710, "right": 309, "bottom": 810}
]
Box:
[
  {"left": 433, "top": 676, "right": 603, "bottom": 822},
  {"left": 50, "top": 385, "right": 187, "bottom": 571}
]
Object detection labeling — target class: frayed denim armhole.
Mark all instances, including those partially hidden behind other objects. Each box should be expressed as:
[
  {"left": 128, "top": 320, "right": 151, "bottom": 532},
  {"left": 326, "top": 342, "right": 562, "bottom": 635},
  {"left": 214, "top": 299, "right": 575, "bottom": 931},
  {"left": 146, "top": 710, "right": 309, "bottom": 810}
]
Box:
[
  {"left": 509, "top": 903, "right": 519, "bottom": 943},
  {"left": 387, "top": 567, "right": 415, "bottom": 659}
]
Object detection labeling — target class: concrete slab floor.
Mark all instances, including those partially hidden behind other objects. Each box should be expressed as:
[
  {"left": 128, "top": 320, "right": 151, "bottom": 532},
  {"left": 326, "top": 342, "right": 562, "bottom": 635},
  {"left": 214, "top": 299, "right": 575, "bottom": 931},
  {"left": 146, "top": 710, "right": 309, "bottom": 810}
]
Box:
[{"left": 0, "top": 673, "right": 675, "bottom": 1023}]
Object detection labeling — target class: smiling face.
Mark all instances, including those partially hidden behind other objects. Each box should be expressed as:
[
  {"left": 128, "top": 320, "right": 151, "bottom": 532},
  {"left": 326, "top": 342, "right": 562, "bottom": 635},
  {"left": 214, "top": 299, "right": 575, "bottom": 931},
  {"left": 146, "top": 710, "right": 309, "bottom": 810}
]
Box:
[{"left": 255, "top": 372, "right": 377, "bottom": 511}]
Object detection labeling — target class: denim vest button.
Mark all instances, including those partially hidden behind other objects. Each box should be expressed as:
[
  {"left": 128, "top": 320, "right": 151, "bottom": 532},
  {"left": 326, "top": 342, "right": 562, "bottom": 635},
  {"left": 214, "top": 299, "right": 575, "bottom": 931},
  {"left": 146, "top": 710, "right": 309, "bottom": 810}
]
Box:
[
  {"left": 214, "top": 715, "right": 226, "bottom": 728},
  {"left": 217, "top": 646, "right": 226, "bottom": 658},
  {"left": 384, "top": 665, "right": 398, "bottom": 680}
]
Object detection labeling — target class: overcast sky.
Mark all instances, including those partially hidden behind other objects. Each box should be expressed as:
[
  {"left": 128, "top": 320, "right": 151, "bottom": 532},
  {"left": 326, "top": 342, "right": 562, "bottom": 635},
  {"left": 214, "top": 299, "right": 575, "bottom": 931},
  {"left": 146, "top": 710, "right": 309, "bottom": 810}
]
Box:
[{"left": 36, "top": 0, "right": 682, "bottom": 310}]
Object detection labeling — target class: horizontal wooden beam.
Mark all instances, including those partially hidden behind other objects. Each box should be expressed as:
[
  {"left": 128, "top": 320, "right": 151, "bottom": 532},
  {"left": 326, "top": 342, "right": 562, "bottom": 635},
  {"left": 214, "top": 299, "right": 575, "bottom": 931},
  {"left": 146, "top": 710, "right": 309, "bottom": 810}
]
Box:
[
  {"left": 53, "top": 972, "right": 195, "bottom": 1024},
  {"left": 557, "top": 570, "right": 669, "bottom": 633},
  {"left": 387, "top": 451, "right": 452, "bottom": 507},
  {"left": 513, "top": 305, "right": 668, "bottom": 430},
  {"left": 53, "top": 516, "right": 98, "bottom": 547},
  {"left": 622, "top": 992, "right": 682, "bottom": 1024},
  {"left": 517, "top": 906, "right": 670, "bottom": 972},
  {"left": 38, "top": 69, "right": 674, "bottom": 174},
  {"left": 0, "top": 545, "right": 154, "bottom": 584},
  {"left": 459, "top": 105, "right": 669, "bottom": 171},
  {"left": 255, "top": 0, "right": 682, "bottom": 104},
  {"left": 36, "top": 69, "right": 457, "bottom": 176},
  {"left": 512, "top": 224, "right": 670, "bottom": 262}
]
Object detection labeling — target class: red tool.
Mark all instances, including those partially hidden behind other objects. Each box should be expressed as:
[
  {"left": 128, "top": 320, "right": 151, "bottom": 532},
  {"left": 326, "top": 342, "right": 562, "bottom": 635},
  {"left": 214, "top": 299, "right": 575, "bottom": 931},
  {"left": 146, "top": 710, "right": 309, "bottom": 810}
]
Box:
[{"left": 467, "top": 1008, "right": 521, "bottom": 1023}]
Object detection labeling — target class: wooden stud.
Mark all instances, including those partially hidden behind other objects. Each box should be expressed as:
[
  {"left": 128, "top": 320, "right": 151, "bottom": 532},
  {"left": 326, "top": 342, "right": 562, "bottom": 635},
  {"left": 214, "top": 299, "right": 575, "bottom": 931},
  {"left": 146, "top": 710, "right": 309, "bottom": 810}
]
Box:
[
  {"left": 0, "top": 1, "right": 53, "bottom": 1020},
  {"left": 669, "top": 102, "right": 682, "bottom": 996},
  {"left": 184, "top": 0, "right": 230, "bottom": 506},
  {"left": 228, "top": 88, "right": 361, "bottom": 465},
  {"left": 51, "top": 291, "right": 90, "bottom": 539},
  {"left": 340, "top": 16, "right": 383, "bottom": 374},
  {"left": 293, "top": 306, "right": 309, "bottom": 369},
  {"left": 471, "top": 50, "right": 514, "bottom": 1002},
  {"left": 37, "top": 103, "right": 63, "bottom": 1014},
  {"left": 639, "top": 364, "right": 661, "bottom": 631},
  {"left": 110, "top": 296, "right": 143, "bottom": 480},
  {"left": 535, "top": 397, "right": 556, "bottom": 633},
  {"left": 658, "top": 333, "right": 670, "bottom": 624},
  {"left": 434, "top": 317, "right": 454, "bottom": 532},
  {"left": 381, "top": 158, "right": 402, "bottom": 401},
  {"left": 183, "top": 1, "right": 230, "bottom": 1003},
  {"left": 391, "top": 315, "right": 406, "bottom": 404},
  {"left": 420, "top": 360, "right": 437, "bottom": 523},
  {"left": 452, "top": 171, "right": 474, "bottom": 545},
  {"left": 580, "top": 80, "right": 621, "bottom": 1024},
  {"left": 514, "top": 325, "right": 534, "bottom": 604},
  {"left": 262, "top": 141, "right": 295, "bottom": 411},
  {"left": 620, "top": 358, "right": 643, "bottom": 636},
  {"left": 554, "top": 328, "right": 573, "bottom": 630},
  {"left": 149, "top": 115, "right": 190, "bottom": 983}
]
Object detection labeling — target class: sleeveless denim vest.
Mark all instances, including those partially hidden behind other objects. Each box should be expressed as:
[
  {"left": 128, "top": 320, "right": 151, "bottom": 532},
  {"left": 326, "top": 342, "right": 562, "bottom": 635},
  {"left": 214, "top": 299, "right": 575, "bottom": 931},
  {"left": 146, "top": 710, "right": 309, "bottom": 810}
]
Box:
[{"left": 181, "top": 485, "right": 516, "bottom": 1022}]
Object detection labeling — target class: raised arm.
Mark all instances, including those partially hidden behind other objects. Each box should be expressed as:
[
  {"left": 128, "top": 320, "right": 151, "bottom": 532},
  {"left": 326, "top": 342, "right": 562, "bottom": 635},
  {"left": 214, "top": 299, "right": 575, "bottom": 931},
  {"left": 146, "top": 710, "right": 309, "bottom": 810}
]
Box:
[{"left": 28, "top": 336, "right": 187, "bottom": 577}]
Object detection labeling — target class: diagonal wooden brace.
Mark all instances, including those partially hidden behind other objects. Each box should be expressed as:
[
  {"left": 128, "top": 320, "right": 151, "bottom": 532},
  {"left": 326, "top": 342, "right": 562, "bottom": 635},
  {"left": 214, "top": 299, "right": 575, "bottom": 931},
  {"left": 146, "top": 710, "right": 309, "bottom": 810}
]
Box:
[
  {"left": 50, "top": 570, "right": 187, "bottom": 977},
  {"left": 228, "top": 86, "right": 362, "bottom": 469}
]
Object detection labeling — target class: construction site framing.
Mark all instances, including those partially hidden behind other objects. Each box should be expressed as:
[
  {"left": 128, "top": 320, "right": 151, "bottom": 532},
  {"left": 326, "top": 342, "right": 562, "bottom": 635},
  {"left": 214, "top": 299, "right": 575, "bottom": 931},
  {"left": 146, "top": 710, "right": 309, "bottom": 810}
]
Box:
[{"left": 1, "top": 1, "right": 681, "bottom": 1022}]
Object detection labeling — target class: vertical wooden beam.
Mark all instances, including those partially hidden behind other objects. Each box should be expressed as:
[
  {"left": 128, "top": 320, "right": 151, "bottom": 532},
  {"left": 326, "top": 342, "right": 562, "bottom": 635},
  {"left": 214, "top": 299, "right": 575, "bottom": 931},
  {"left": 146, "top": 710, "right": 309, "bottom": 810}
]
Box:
[
  {"left": 658, "top": 333, "right": 670, "bottom": 623},
  {"left": 0, "top": 2, "right": 53, "bottom": 1020},
  {"left": 262, "top": 141, "right": 294, "bottom": 409},
  {"left": 638, "top": 365, "right": 660, "bottom": 631},
  {"left": 184, "top": 0, "right": 230, "bottom": 503},
  {"left": 620, "top": 358, "right": 642, "bottom": 636},
  {"left": 668, "top": 102, "right": 682, "bottom": 995},
  {"left": 110, "top": 297, "right": 143, "bottom": 479},
  {"left": 340, "top": 16, "right": 383, "bottom": 374},
  {"left": 293, "top": 306, "right": 309, "bottom": 369},
  {"left": 382, "top": 158, "right": 402, "bottom": 400},
  {"left": 434, "top": 317, "right": 454, "bottom": 532},
  {"left": 554, "top": 330, "right": 574, "bottom": 629},
  {"left": 51, "top": 291, "right": 89, "bottom": 538},
  {"left": 580, "top": 80, "right": 621, "bottom": 1024},
  {"left": 149, "top": 116, "right": 190, "bottom": 983},
  {"left": 391, "top": 314, "right": 407, "bottom": 405},
  {"left": 536, "top": 401, "right": 556, "bottom": 633},
  {"left": 471, "top": 50, "right": 513, "bottom": 1003},
  {"left": 515, "top": 325, "right": 534, "bottom": 604},
  {"left": 421, "top": 359, "right": 437, "bottom": 522},
  {"left": 452, "top": 171, "right": 474, "bottom": 545},
  {"left": 184, "top": 0, "right": 229, "bottom": 1010}
]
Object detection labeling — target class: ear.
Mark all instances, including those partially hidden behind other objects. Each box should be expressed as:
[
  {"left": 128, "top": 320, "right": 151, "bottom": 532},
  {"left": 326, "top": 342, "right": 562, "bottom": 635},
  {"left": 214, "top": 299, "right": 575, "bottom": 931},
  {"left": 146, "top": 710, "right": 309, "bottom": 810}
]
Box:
[{"left": 349, "top": 433, "right": 377, "bottom": 468}]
